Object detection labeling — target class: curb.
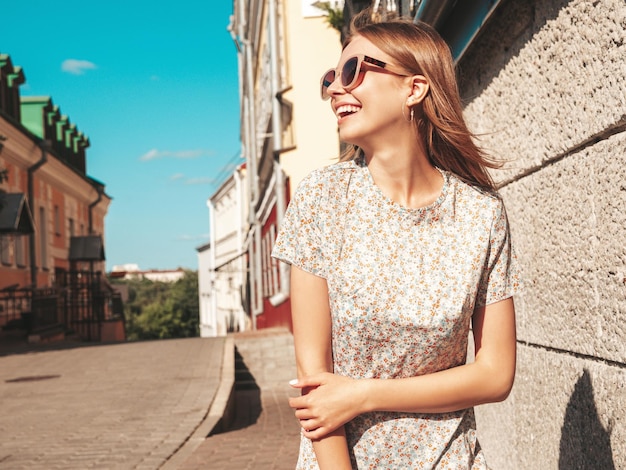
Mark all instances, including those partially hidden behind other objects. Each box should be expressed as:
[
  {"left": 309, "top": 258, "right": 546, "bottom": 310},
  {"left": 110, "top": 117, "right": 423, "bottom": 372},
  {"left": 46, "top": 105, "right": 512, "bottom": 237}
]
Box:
[{"left": 160, "top": 336, "right": 236, "bottom": 469}]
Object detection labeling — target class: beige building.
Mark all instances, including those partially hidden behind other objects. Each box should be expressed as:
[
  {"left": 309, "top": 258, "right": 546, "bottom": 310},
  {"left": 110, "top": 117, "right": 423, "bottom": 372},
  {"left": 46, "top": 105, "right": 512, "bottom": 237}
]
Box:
[
  {"left": 279, "top": 0, "right": 344, "bottom": 193},
  {"left": 226, "top": 0, "right": 342, "bottom": 330}
]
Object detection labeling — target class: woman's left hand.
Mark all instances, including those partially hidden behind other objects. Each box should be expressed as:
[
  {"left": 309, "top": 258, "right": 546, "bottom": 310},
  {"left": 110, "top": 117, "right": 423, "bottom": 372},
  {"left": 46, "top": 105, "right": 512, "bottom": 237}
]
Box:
[{"left": 289, "top": 372, "right": 365, "bottom": 440}]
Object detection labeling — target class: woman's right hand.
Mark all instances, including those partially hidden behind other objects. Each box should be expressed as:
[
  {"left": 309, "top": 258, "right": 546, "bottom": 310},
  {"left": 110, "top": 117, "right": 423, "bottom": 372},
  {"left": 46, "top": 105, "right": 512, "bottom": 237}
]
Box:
[{"left": 289, "top": 372, "right": 365, "bottom": 440}]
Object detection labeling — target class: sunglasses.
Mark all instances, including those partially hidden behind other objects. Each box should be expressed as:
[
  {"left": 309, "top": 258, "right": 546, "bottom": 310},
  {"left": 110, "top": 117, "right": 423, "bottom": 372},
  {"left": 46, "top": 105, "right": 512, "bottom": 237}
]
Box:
[{"left": 320, "top": 54, "right": 409, "bottom": 100}]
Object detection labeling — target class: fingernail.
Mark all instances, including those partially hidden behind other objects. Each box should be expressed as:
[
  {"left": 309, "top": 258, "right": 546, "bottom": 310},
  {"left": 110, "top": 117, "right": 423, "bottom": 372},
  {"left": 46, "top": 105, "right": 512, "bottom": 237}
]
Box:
[{"left": 289, "top": 379, "right": 298, "bottom": 385}]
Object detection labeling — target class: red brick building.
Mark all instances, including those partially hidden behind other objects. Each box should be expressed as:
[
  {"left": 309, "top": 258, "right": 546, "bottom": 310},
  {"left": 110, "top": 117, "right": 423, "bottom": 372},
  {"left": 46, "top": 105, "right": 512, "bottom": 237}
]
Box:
[{"left": 0, "top": 54, "right": 123, "bottom": 342}]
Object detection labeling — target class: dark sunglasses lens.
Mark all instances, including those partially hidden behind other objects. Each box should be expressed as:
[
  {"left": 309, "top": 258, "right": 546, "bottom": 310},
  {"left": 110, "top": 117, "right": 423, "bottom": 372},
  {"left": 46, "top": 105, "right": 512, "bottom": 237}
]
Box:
[
  {"left": 321, "top": 70, "right": 335, "bottom": 98},
  {"left": 323, "top": 70, "right": 335, "bottom": 88},
  {"left": 342, "top": 57, "right": 359, "bottom": 87}
]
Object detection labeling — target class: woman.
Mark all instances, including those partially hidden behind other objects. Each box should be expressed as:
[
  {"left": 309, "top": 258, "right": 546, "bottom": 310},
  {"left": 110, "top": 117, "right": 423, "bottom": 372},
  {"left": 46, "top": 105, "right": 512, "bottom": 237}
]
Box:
[{"left": 272, "top": 10, "right": 520, "bottom": 470}]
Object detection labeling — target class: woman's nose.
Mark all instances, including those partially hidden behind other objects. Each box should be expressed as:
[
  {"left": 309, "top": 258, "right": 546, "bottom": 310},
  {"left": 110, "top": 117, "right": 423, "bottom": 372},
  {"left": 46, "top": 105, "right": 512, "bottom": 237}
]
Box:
[{"left": 327, "top": 74, "right": 344, "bottom": 97}]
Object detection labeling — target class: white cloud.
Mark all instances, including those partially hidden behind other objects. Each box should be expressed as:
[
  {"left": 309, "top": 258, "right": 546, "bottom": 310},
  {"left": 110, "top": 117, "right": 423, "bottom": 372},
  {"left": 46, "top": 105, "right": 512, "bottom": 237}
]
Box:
[
  {"left": 139, "top": 148, "right": 212, "bottom": 161},
  {"left": 140, "top": 149, "right": 160, "bottom": 161},
  {"left": 184, "top": 177, "right": 216, "bottom": 186},
  {"left": 61, "top": 59, "right": 97, "bottom": 75},
  {"left": 167, "top": 172, "right": 216, "bottom": 186}
]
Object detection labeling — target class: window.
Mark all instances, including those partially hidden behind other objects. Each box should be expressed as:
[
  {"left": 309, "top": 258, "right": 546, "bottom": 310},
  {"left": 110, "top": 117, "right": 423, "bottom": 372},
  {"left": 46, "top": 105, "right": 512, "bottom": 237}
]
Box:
[
  {"left": 261, "top": 225, "right": 279, "bottom": 298},
  {"left": 0, "top": 235, "right": 12, "bottom": 266},
  {"left": 69, "top": 218, "right": 75, "bottom": 237},
  {"left": 54, "top": 205, "right": 61, "bottom": 236},
  {"left": 270, "top": 225, "right": 279, "bottom": 294},
  {"left": 15, "top": 235, "right": 26, "bottom": 267},
  {"left": 262, "top": 234, "right": 269, "bottom": 297}
]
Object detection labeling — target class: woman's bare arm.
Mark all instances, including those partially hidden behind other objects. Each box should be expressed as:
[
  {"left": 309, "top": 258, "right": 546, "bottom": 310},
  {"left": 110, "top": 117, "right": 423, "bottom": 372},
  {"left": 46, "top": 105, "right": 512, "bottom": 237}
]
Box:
[{"left": 289, "top": 265, "right": 352, "bottom": 469}]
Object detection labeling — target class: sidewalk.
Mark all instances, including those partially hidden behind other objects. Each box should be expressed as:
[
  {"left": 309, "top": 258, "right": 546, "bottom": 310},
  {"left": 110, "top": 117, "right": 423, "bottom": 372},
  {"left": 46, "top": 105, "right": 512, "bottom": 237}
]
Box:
[
  {"left": 0, "top": 329, "right": 300, "bottom": 469},
  {"left": 176, "top": 329, "right": 300, "bottom": 470}
]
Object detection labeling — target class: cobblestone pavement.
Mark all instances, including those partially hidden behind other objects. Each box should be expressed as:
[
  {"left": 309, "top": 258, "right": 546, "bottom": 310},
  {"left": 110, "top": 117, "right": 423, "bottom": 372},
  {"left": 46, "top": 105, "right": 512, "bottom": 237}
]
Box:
[
  {"left": 0, "top": 337, "right": 225, "bottom": 470},
  {"left": 178, "top": 329, "right": 301, "bottom": 470}
]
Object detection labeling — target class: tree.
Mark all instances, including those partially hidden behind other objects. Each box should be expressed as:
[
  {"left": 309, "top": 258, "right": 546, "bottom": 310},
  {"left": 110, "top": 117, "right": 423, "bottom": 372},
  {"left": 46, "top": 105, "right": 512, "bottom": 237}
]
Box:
[
  {"left": 113, "top": 270, "right": 199, "bottom": 341},
  {"left": 313, "top": 1, "right": 345, "bottom": 32}
]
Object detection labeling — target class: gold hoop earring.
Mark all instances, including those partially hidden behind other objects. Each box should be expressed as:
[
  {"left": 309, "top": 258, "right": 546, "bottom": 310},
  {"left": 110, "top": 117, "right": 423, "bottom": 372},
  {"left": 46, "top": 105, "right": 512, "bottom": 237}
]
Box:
[{"left": 402, "top": 103, "right": 414, "bottom": 122}]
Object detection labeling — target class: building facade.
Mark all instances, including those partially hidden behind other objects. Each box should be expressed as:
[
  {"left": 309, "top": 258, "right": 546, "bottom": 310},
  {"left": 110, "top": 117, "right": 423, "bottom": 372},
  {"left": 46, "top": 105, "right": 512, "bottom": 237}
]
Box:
[
  {"left": 219, "top": 0, "right": 342, "bottom": 332},
  {"left": 198, "top": 165, "right": 249, "bottom": 337},
  {"left": 0, "top": 54, "right": 121, "bottom": 343}
]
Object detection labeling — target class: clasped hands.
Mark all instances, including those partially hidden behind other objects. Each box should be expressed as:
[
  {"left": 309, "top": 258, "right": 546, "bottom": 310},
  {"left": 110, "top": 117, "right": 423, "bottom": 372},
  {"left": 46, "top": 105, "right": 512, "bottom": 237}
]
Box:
[{"left": 289, "top": 372, "right": 364, "bottom": 440}]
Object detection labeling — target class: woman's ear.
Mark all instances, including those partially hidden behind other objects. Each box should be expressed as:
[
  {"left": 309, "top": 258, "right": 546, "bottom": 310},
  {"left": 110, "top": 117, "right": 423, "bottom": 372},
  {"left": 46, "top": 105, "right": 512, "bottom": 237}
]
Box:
[{"left": 406, "top": 75, "right": 429, "bottom": 107}]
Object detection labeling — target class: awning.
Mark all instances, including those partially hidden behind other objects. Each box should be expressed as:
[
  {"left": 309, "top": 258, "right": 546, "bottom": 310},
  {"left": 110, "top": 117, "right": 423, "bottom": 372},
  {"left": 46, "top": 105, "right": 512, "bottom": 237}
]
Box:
[
  {"left": 69, "top": 235, "right": 105, "bottom": 261},
  {"left": 0, "top": 193, "right": 35, "bottom": 234}
]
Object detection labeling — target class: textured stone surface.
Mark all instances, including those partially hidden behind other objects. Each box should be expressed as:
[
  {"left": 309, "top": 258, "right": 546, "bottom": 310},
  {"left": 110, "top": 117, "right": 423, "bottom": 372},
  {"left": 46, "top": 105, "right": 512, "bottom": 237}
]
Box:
[
  {"left": 460, "top": 0, "right": 626, "bottom": 183},
  {"left": 459, "top": 0, "right": 626, "bottom": 466},
  {"left": 477, "top": 345, "right": 625, "bottom": 469},
  {"left": 501, "top": 132, "right": 626, "bottom": 362}
]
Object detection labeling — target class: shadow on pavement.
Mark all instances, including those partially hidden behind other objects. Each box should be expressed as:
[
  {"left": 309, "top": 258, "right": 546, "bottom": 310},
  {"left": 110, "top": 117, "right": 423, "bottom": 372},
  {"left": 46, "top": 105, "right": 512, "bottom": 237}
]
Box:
[
  {"left": 210, "top": 347, "right": 261, "bottom": 435},
  {"left": 0, "top": 334, "right": 127, "bottom": 357}
]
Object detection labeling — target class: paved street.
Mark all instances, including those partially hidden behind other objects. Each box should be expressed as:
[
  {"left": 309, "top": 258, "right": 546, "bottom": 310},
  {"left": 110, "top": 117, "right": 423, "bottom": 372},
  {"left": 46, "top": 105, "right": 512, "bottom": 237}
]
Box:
[
  {"left": 0, "top": 337, "right": 225, "bottom": 469},
  {"left": 0, "top": 329, "right": 300, "bottom": 470}
]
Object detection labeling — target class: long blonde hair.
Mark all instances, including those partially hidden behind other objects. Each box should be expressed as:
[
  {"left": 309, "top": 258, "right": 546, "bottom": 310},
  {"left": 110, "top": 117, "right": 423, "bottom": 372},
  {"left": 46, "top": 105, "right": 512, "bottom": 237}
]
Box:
[{"left": 341, "top": 11, "right": 500, "bottom": 191}]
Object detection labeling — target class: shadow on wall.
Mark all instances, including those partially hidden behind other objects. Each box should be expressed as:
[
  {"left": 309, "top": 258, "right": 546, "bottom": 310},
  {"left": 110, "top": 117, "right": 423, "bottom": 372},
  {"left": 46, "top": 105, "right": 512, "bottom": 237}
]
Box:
[
  {"left": 457, "top": 0, "right": 569, "bottom": 100},
  {"left": 559, "top": 369, "right": 615, "bottom": 470}
]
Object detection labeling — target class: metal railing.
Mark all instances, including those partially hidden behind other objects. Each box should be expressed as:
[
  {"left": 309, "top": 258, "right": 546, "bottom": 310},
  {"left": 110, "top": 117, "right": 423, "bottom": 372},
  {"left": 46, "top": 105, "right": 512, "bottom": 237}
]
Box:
[{"left": 0, "top": 271, "right": 124, "bottom": 342}]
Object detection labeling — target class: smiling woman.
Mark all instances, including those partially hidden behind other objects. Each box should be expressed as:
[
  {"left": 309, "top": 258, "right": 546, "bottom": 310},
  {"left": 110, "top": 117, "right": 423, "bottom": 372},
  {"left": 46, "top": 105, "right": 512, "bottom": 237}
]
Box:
[{"left": 272, "top": 9, "right": 521, "bottom": 470}]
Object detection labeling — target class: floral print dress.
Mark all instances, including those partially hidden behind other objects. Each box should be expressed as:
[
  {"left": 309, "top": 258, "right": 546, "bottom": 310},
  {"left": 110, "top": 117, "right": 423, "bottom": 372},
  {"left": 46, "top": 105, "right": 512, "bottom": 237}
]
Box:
[{"left": 272, "top": 156, "right": 521, "bottom": 469}]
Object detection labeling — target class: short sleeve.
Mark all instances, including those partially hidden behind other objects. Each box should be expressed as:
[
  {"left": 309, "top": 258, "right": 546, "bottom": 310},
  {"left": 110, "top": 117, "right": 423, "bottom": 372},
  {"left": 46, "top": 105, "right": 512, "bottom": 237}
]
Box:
[
  {"left": 475, "top": 198, "right": 522, "bottom": 307},
  {"left": 271, "top": 172, "right": 327, "bottom": 278}
]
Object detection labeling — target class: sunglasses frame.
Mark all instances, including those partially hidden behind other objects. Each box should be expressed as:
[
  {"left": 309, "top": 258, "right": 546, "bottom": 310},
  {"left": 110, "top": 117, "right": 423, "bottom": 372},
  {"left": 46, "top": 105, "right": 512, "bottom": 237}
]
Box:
[{"left": 320, "top": 54, "right": 409, "bottom": 100}]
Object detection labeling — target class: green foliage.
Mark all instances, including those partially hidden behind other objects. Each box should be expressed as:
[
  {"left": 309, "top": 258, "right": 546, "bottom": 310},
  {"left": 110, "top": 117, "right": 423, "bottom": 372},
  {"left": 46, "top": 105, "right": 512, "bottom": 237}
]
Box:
[
  {"left": 112, "top": 270, "right": 199, "bottom": 341},
  {"left": 313, "top": 1, "right": 344, "bottom": 32}
]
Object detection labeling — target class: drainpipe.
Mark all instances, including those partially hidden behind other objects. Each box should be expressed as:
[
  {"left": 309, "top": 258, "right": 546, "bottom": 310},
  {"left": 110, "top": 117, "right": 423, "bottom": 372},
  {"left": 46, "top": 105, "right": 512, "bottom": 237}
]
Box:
[
  {"left": 267, "top": 0, "right": 290, "bottom": 307},
  {"left": 27, "top": 140, "right": 49, "bottom": 287},
  {"left": 88, "top": 186, "right": 103, "bottom": 235},
  {"left": 87, "top": 185, "right": 103, "bottom": 276},
  {"left": 233, "top": 0, "right": 259, "bottom": 211},
  {"left": 234, "top": 167, "right": 247, "bottom": 332}
]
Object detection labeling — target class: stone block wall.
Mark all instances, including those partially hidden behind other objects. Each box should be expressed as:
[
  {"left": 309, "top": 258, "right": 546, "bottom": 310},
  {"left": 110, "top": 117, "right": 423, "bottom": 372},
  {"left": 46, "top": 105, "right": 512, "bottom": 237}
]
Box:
[{"left": 458, "top": 0, "right": 626, "bottom": 467}]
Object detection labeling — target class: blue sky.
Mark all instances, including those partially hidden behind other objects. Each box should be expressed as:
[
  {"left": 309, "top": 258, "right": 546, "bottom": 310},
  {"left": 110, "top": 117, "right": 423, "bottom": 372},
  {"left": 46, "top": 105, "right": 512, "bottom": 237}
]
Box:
[{"left": 1, "top": 0, "right": 241, "bottom": 271}]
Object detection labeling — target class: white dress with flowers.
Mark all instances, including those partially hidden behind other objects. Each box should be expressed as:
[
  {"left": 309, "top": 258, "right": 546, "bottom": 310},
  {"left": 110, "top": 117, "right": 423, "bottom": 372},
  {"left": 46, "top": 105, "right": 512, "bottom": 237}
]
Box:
[{"left": 272, "top": 156, "right": 520, "bottom": 469}]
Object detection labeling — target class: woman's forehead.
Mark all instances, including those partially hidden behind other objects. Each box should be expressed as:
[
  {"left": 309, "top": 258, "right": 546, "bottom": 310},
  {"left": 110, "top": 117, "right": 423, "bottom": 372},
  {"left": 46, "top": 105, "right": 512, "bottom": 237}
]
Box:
[{"left": 337, "top": 36, "right": 389, "bottom": 65}]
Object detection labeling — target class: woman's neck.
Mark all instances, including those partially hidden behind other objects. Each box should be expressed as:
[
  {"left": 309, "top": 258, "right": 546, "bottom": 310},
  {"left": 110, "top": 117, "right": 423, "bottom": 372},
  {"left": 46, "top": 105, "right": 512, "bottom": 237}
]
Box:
[{"left": 363, "top": 145, "right": 443, "bottom": 210}]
